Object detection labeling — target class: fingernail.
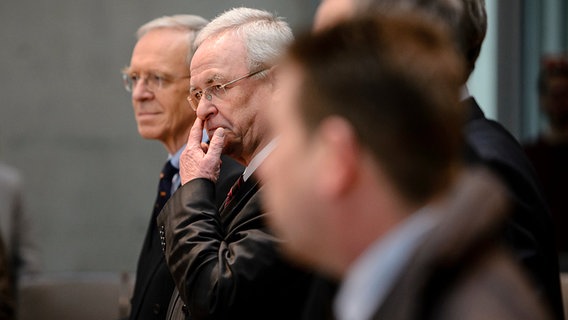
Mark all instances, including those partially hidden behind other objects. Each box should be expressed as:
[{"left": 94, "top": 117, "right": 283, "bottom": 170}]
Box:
[{"left": 215, "top": 128, "right": 225, "bottom": 137}]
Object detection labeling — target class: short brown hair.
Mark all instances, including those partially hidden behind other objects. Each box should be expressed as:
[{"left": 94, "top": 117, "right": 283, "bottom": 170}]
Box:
[{"left": 287, "top": 14, "right": 464, "bottom": 205}]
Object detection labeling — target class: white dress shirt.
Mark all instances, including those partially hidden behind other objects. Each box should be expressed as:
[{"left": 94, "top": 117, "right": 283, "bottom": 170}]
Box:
[{"left": 242, "top": 138, "right": 278, "bottom": 181}]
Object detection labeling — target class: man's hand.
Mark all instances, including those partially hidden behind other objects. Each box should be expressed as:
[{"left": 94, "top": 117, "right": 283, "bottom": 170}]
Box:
[{"left": 180, "top": 118, "right": 224, "bottom": 185}]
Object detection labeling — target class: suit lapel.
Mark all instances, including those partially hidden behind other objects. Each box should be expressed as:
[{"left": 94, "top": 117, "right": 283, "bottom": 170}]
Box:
[{"left": 131, "top": 182, "right": 181, "bottom": 319}]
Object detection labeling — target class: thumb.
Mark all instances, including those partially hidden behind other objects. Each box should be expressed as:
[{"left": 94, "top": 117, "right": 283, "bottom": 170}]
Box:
[{"left": 206, "top": 128, "right": 225, "bottom": 160}]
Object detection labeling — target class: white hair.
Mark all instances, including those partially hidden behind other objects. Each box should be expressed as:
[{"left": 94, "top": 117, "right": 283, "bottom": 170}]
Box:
[
  {"left": 194, "top": 7, "right": 293, "bottom": 72},
  {"left": 136, "top": 15, "right": 209, "bottom": 65}
]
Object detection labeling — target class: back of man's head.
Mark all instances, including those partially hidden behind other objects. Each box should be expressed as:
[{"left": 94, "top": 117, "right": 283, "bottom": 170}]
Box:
[
  {"left": 356, "top": 0, "right": 486, "bottom": 81},
  {"left": 288, "top": 14, "right": 464, "bottom": 205}
]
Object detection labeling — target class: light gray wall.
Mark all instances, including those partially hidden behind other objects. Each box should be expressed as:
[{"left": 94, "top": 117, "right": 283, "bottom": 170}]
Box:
[{"left": 0, "top": 1, "right": 316, "bottom": 273}]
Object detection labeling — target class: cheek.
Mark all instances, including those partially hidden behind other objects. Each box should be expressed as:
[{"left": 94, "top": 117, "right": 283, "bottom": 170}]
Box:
[
  {"left": 163, "top": 90, "right": 191, "bottom": 120},
  {"left": 271, "top": 147, "right": 317, "bottom": 232},
  {"left": 230, "top": 86, "right": 269, "bottom": 128}
]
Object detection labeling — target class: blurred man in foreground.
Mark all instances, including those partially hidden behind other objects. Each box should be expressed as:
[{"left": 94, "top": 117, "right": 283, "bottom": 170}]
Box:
[
  {"left": 312, "top": 1, "right": 564, "bottom": 317},
  {"left": 261, "top": 14, "right": 552, "bottom": 320}
]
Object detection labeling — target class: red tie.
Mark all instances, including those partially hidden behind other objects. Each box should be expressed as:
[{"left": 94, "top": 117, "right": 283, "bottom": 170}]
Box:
[{"left": 222, "top": 175, "right": 244, "bottom": 210}]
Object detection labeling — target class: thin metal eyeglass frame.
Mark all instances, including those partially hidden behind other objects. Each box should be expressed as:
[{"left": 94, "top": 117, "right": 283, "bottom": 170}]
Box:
[
  {"left": 187, "top": 69, "right": 268, "bottom": 111},
  {"left": 121, "top": 72, "right": 190, "bottom": 93}
]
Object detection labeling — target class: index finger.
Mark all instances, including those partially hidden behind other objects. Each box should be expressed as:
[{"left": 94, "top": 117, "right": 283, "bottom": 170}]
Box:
[{"left": 187, "top": 117, "right": 204, "bottom": 149}]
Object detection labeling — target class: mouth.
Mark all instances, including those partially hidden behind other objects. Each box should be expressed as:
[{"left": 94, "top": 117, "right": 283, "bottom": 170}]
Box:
[
  {"left": 205, "top": 126, "right": 228, "bottom": 140},
  {"left": 207, "top": 127, "right": 219, "bottom": 137},
  {"left": 137, "top": 111, "right": 161, "bottom": 118}
]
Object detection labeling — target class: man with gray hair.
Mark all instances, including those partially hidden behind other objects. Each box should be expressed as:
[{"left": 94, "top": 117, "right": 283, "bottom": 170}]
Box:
[
  {"left": 311, "top": 1, "right": 564, "bottom": 319},
  {"left": 157, "top": 7, "right": 313, "bottom": 320},
  {"left": 123, "top": 15, "right": 243, "bottom": 320}
]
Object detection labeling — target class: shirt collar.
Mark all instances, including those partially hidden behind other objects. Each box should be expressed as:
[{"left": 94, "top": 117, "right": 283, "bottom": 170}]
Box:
[
  {"left": 334, "top": 207, "right": 439, "bottom": 320},
  {"left": 168, "top": 145, "right": 185, "bottom": 170},
  {"left": 243, "top": 138, "right": 278, "bottom": 181},
  {"left": 460, "top": 85, "right": 471, "bottom": 101}
]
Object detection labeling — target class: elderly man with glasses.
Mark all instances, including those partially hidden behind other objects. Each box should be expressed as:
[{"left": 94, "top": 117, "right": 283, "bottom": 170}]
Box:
[
  {"left": 122, "top": 15, "right": 242, "bottom": 320},
  {"left": 156, "top": 7, "right": 313, "bottom": 320}
]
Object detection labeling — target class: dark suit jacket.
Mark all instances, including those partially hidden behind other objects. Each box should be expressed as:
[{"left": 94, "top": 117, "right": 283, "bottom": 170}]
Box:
[
  {"left": 372, "top": 169, "right": 552, "bottom": 320},
  {"left": 157, "top": 173, "right": 313, "bottom": 320},
  {"left": 463, "top": 97, "right": 564, "bottom": 319},
  {"left": 129, "top": 155, "right": 242, "bottom": 320}
]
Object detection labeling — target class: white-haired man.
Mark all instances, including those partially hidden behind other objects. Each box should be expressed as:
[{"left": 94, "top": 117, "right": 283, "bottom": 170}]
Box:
[
  {"left": 123, "top": 15, "right": 243, "bottom": 320},
  {"left": 157, "top": 7, "right": 313, "bottom": 320}
]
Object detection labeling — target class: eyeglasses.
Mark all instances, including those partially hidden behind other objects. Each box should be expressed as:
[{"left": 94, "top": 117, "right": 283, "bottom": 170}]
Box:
[
  {"left": 121, "top": 72, "right": 190, "bottom": 93},
  {"left": 187, "top": 69, "right": 268, "bottom": 111}
]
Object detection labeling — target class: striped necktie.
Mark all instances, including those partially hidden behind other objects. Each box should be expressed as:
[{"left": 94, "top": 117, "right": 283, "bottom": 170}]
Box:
[{"left": 153, "top": 161, "right": 178, "bottom": 217}]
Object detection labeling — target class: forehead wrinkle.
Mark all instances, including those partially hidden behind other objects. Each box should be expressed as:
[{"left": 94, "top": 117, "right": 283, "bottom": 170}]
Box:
[{"left": 190, "top": 73, "right": 225, "bottom": 91}]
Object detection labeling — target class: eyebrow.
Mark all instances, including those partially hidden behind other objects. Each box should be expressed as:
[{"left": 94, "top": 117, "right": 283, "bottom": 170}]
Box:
[
  {"left": 122, "top": 68, "right": 171, "bottom": 78},
  {"left": 190, "top": 73, "right": 225, "bottom": 91}
]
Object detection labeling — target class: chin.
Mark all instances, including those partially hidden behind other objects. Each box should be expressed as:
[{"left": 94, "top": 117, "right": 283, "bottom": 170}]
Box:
[{"left": 137, "top": 128, "right": 161, "bottom": 141}]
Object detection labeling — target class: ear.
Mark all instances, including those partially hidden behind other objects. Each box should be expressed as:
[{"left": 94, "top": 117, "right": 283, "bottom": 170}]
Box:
[{"left": 314, "top": 116, "right": 360, "bottom": 199}]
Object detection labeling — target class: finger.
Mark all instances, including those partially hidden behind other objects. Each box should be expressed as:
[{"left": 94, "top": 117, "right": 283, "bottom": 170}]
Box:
[
  {"left": 201, "top": 142, "right": 209, "bottom": 153},
  {"left": 206, "top": 127, "right": 225, "bottom": 160},
  {"left": 187, "top": 117, "right": 204, "bottom": 148}
]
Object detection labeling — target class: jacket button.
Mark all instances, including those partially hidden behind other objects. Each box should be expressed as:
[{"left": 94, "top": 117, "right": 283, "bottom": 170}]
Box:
[
  {"left": 153, "top": 303, "right": 161, "bottom": 315},
  {"left": 182, "top": 304, "right": 189, "bottom": 315}
]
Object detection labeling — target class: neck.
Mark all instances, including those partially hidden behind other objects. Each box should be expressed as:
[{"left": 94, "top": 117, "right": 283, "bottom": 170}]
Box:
[
  {"left": 162, "top": 128, "right": 191, "bottom": 155},
  {"left": 336, "top": 163, "right": 417, "bottom": 277},
  {"left": 235, "top": 135, "right": 272, "bottom": 167}
]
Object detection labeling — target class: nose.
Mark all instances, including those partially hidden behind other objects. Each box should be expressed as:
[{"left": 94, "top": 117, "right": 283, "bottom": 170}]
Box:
[
  {"left": 195, "top": 97, "right": 218, "bottom": 121},
  {"left": 131, "top": 81, "right": 153, "bottom": 101}
]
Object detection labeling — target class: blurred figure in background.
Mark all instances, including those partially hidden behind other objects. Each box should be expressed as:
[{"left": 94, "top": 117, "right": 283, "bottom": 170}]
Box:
[
  {"left": 261, "top": 15, "right": 552, "bottom": 320},
  {"left": 312, "top": 1, "right": 564, "bottom": 318},
  {"left": 0, "top": 162, "right": 40, "bottom": 284},
  {"left": 122, "top": 15, "right": 242, "bottom": 320},
  {"left": 524, "top": 55, "right": 568, "bottom": 270},
  {"left": 0, "top": 232, "right": 15, "bottom": 320}
]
